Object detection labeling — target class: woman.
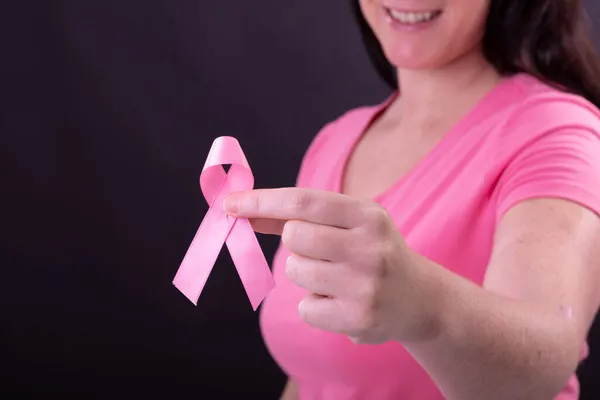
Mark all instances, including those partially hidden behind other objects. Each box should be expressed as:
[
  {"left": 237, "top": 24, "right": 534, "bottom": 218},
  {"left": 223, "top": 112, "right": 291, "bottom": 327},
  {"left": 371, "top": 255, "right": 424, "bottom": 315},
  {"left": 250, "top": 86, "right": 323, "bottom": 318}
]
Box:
[{"left": 224, "top": 0, "right": 600, "bottom": 399}]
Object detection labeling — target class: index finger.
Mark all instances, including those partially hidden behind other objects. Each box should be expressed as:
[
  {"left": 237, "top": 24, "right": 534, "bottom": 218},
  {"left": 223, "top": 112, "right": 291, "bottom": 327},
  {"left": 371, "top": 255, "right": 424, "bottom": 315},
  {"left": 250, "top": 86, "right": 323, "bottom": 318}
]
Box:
[{"left": 223, "top": 188, "right": 366, "bottom": 228}]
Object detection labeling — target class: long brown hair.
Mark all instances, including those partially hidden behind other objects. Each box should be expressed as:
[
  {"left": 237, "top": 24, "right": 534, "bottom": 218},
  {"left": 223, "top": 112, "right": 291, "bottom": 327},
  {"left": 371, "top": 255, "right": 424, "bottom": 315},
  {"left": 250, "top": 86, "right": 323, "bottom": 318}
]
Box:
[{"left": 351, "top": 0, "right": 600, "bottom": 108}]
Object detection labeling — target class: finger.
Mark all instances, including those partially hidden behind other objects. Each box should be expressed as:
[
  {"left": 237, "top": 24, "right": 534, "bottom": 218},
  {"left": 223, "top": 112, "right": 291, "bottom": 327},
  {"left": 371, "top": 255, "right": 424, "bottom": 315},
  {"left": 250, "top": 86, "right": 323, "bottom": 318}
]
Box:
[
  {"left": 285, "top": 255, "right": 348, "bottom": 296},
  {"left": 223, "top": 188, "right": 366, "bottom": 228},
  {"left": 249, "top": 218, "right": 285, "bottom": 235},
  {"left": 282, "top": 220, "right": 355, "bottom": 261},
  {"left": 298, "top": 294, "right": 350, "bottom": 335}
]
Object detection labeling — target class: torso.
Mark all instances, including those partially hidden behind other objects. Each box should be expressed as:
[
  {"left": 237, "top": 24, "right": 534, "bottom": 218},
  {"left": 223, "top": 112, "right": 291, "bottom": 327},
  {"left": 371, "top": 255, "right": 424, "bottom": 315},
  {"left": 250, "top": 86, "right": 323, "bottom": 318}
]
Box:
[
  {"left": 259, "top": 73, "right": 586, "bottom": 400},
  {"left": 340, "top": 104, "right": 440, "bottom": 199},
  {"left": 342, "top": 73, "right": 503, "bottom": 199}
]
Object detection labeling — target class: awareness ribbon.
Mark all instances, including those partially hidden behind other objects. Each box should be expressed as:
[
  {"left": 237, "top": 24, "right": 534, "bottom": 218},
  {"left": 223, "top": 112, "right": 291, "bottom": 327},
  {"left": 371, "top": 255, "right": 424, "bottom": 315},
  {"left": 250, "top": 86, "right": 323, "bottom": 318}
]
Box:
[{"left": 172, "top": 136, "right": 275, "bottom": 310}]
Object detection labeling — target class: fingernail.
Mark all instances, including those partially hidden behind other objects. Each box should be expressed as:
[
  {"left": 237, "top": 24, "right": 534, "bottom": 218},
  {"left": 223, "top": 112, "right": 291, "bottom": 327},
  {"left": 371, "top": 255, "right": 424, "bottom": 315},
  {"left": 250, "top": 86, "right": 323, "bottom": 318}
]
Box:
[{"left": 222, "top": 195, "right": 238, "bottom": 214}]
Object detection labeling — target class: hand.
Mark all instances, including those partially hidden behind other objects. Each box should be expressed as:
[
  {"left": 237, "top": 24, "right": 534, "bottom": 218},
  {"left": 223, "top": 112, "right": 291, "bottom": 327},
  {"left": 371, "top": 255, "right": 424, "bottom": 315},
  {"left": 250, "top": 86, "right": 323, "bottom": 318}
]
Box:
[
  {"left": 279, "top": 378, "right": 298, "bottom": 400},
  {"left": 223, "top": 188, "right": 441, "bottom": 344}
]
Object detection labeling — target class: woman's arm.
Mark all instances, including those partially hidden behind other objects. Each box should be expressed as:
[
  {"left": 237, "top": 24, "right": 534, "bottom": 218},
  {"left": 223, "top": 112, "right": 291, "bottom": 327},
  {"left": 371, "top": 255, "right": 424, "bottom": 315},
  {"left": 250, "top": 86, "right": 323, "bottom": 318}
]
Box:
[
  {"left": 402, "top": 198, "right": 600, "bottom": 400},
  {"left": 279, "top": 378, "right": 298, "bottom": 400}
]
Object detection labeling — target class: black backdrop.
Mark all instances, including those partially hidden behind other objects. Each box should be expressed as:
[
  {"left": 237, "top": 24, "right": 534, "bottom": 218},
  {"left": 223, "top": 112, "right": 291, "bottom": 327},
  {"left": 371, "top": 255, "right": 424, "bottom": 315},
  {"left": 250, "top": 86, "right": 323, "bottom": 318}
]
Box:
[{"left": 1, "top": 1, "right": 598, "bottom": 398}]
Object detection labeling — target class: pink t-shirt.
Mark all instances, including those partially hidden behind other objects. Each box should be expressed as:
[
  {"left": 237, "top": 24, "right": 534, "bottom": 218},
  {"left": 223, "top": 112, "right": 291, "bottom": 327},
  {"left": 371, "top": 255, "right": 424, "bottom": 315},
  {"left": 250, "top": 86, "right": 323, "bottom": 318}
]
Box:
[{"left": 259, "top": 73, "right": 600, "bottom": 400}]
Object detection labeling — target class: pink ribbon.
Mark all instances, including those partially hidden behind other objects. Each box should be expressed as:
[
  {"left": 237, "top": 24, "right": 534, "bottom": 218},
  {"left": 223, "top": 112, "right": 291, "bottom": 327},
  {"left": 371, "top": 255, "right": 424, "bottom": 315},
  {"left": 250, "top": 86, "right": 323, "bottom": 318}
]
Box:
[{"left": 172, "top": 136, "right": 275, "bottom": 310}]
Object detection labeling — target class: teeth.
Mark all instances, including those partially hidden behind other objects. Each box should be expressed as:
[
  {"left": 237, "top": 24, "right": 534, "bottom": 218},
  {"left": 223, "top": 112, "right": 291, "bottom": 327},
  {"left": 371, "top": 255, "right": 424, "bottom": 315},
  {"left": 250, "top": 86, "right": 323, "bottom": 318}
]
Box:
[{"left": 389, "top": 10, "right": 437, "bottom": 24}]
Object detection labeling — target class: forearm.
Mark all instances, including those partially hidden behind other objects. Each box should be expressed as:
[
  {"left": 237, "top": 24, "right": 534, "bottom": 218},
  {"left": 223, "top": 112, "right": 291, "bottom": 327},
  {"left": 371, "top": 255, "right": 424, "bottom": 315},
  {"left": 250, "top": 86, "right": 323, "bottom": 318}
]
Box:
[
  {"left": 280, "top": 378, "right": 298, "bottom": 400},
  {"left": 402, "top": 263, "right": 583, "bottom": 400}
]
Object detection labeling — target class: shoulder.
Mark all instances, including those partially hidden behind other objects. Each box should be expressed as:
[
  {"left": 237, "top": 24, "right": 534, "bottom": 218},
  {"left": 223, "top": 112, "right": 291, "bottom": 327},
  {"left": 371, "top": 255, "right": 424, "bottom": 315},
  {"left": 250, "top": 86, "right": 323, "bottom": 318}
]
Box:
[
  {"left": 497, "top": 74, "right": 600, "bottom": 150},
  {"left": 492, "top": 74, "right": 600, "bottom": 219}
]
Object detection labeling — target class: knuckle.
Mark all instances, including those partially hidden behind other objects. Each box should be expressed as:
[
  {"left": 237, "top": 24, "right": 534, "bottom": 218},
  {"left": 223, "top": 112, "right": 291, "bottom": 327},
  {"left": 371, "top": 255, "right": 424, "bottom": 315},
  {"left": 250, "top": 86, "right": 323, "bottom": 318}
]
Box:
[
  {"left": 357, "top": 281, "right": 377, "bottom": 304},
  {"left": 284, "top": 220, "right": 327, "bottom": 254},
  {"left": 355, "top": 278, "right": 381, "bottom": 310},
  {"left": 359, "top": 240, "right": 389, "bottom": 273},
  {"left": 286, "top": 256, "right": 319, "bottom": 289},
  {"left": 375, "top": 242, "right": 393, "bottom": 273},
  {"left": 297, "top": 299, "right": 310, "bottom": 322},
  {"left": 285, "top": 255, "right": 299, "bottom": 281},
  {"left": 243, "top": 191, "right": 262, "bottom": 214},
  {"left": 363, "top": 203, "right": 391, "bottom": 234},
  {"left": 281, "top": 220, "right": 301, "bottom": 247},
  {"left": 288, "top": 190, "right": 312, "bottom": 212},
  {"left": 349, "top": 336, "right": 367, "bottom": 345},
  {"left": 353, "top": 307, "right": 377, "bottom": 335}
]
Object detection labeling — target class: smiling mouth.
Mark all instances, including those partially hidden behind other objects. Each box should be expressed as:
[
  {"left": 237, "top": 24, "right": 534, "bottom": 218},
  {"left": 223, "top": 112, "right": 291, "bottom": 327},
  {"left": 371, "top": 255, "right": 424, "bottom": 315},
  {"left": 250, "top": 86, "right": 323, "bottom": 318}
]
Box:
[{"left": 386, "top": 9, "right": 442, "bottom": 24}]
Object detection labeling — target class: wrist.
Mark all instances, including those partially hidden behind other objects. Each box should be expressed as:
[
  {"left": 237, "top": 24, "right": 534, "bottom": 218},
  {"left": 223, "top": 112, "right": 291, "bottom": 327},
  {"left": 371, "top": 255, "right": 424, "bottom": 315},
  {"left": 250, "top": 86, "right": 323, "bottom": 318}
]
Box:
[
  {"left": 393, "top": 251, "right": 455, "bottom": 344},
  {"left": 398, "top": 253, "right": 498, "bottom": 349}
]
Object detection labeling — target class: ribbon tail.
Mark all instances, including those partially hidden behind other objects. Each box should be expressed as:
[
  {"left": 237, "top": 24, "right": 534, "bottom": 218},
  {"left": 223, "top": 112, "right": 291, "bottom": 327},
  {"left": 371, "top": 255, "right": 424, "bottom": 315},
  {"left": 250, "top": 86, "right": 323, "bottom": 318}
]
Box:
[
  {"left": 226, "top": 217, "right": 275, "bottom": 311},
  {"left": 173, "top": 205, "right": 235, "bottom": 305}
]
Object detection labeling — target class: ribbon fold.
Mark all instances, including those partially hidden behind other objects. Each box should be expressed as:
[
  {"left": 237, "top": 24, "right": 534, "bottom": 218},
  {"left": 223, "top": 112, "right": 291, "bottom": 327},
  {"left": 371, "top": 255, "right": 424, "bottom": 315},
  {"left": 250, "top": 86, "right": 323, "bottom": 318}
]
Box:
[{"left": 173, "top": 136, "right": 275, "bottom": 310}]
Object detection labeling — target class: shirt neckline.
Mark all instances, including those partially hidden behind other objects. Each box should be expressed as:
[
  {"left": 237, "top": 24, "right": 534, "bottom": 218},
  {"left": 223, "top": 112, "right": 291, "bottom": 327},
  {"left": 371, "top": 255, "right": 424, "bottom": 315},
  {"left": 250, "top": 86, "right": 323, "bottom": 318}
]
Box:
[{"left": 332, "top": 73, "right": 526, "bottom": 203}]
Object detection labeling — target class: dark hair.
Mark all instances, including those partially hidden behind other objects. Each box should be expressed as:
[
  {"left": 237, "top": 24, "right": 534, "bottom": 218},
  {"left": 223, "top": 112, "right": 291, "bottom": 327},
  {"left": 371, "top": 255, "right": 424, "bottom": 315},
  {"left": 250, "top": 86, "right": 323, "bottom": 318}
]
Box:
[{"left": 351, "top": 0, "right": 600, "bottom": 109}]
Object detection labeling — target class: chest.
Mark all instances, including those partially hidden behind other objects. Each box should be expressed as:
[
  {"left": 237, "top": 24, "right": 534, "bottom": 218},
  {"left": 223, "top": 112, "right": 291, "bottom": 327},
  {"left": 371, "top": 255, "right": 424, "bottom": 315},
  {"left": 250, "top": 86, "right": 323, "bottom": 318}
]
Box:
[
  {"left": 261, "top": 180, "right": 497, "bottom": 392},
  {"left": 340, "top": 111, "right": 455, "bottom": 201},
  {"left": 260, "top": 122, "right": 503, "bottom": 390},
  {"left": 334, "top": 118, "right": 501, "bottom": 281}
]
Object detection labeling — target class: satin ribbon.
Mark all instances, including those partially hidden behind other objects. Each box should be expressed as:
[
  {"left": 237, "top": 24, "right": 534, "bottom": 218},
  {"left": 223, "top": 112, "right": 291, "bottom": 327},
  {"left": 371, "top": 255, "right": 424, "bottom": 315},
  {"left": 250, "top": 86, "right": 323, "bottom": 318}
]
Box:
[{"left": 173, "top": 136, "right": 275, "bottom": 310}]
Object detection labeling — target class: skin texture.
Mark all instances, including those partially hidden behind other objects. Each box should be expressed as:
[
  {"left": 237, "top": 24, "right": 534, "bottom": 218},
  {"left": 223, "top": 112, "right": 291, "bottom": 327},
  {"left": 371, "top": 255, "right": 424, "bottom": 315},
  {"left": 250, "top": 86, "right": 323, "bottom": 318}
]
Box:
[
  {"left": 232, "top": 1, "right": 600, "bottom": 399},
  {"left": 224, "top": 189, "right": 600, "bottom": 400},
  {"left": 345, "top": 0, "right": 502, "bottom": 201},
  {"left": 358, "top": 0, "right": 490, "bottom": 70}
]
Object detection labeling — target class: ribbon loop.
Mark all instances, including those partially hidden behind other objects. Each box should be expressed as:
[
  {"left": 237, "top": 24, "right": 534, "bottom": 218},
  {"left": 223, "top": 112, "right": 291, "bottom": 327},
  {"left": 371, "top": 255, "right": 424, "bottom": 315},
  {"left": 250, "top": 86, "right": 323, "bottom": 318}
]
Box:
[{"left": 173, "top": 136, "right": 275, "bottom": 310}]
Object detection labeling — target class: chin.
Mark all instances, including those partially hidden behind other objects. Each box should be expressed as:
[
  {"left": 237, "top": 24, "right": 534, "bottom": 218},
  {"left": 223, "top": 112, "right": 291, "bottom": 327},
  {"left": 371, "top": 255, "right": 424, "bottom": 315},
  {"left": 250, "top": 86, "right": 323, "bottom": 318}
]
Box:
[{"left": 381, "top": 45, "right": 447, "bottom": 71}]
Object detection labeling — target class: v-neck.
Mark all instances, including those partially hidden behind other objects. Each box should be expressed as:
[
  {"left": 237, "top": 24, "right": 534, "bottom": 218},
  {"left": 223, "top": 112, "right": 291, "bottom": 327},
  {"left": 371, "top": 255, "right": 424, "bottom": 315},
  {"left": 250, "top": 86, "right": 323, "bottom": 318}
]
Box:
[{"left": 332, "top": 74, "right": 522, "bottom": 203}]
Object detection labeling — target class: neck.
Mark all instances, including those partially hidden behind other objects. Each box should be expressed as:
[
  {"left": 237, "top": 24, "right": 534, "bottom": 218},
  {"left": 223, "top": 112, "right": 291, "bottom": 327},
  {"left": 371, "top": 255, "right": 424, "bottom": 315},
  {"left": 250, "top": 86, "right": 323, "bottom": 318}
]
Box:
[{"left": 392, "top": 49, "right": 502, "bottom": 127}]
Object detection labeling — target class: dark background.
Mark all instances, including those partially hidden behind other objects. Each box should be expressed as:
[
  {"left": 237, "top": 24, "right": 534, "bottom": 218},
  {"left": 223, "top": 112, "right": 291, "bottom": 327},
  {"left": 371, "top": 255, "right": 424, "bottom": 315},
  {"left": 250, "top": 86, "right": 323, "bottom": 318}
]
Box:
[{"left": 1, "top": 1, "right": 598, "bottom": 398}]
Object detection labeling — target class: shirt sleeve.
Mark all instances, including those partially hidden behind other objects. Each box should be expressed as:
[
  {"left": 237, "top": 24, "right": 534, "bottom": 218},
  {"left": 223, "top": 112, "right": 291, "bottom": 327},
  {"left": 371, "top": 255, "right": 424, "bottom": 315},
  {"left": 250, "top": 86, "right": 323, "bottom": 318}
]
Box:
[{"left": 495, "top": 96, "right": 600, "bottom": 221}]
